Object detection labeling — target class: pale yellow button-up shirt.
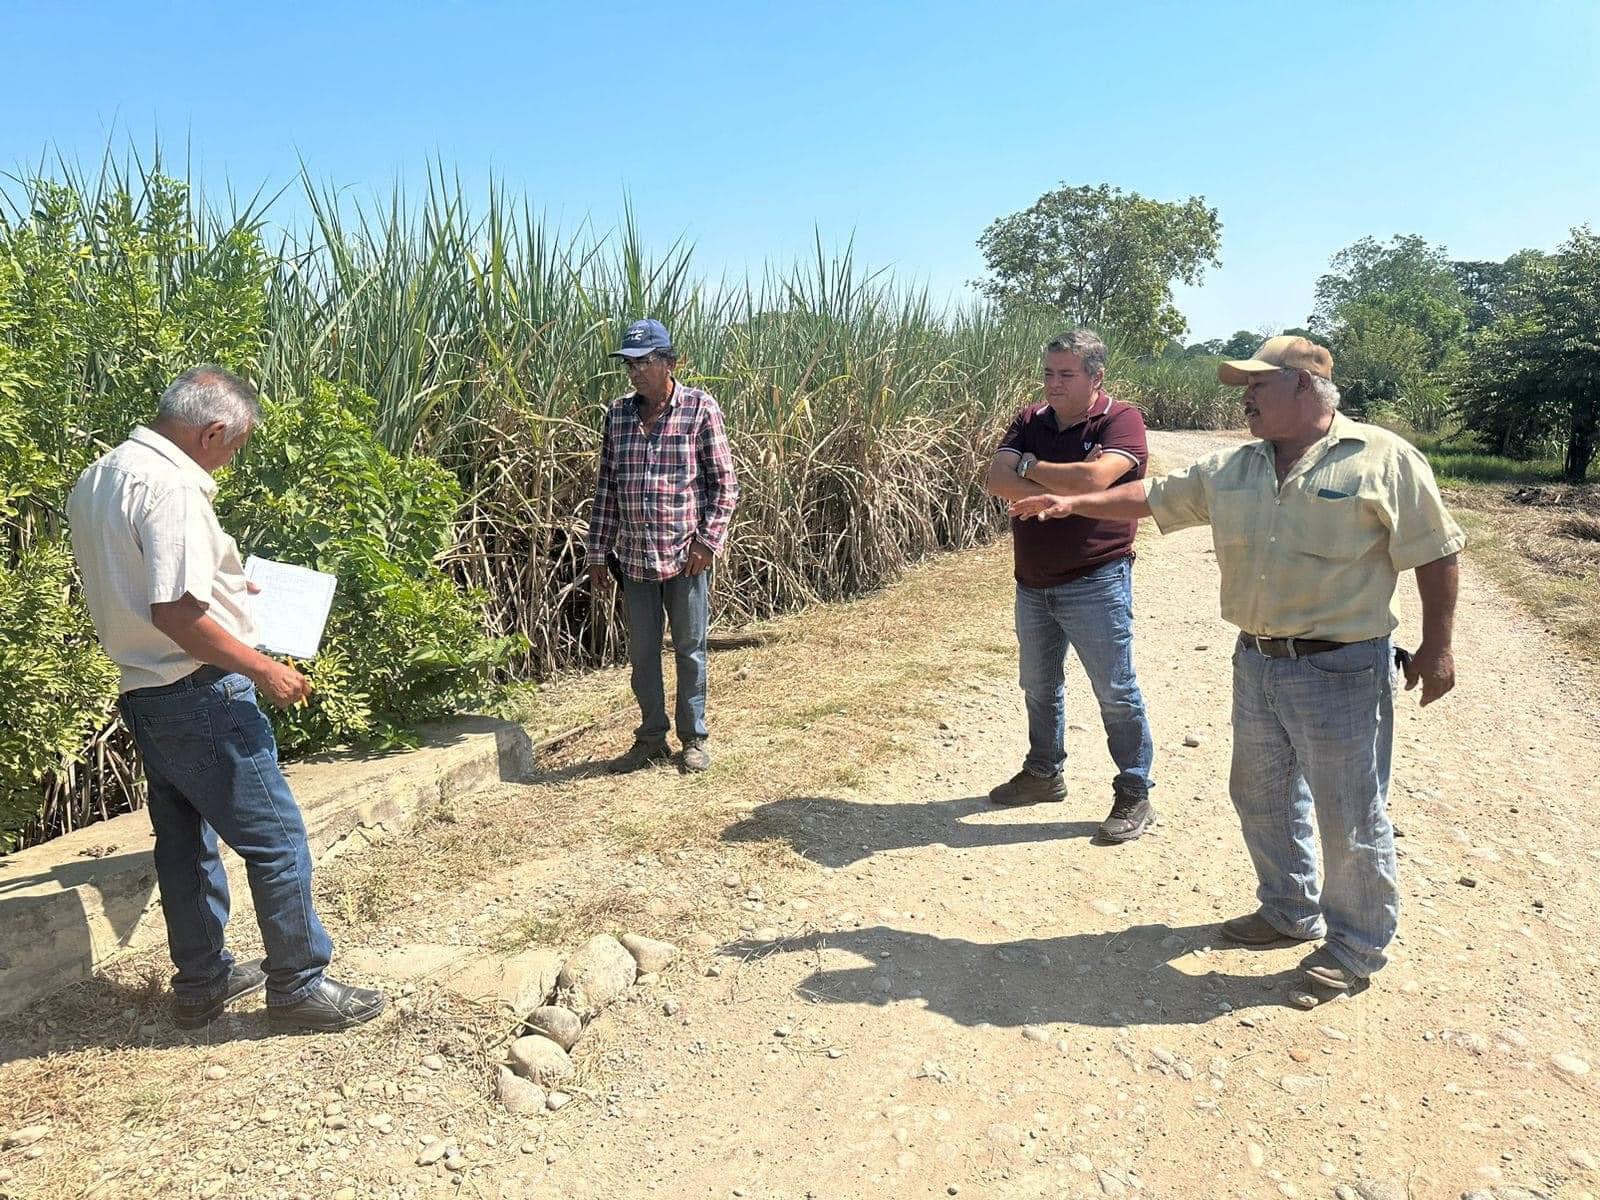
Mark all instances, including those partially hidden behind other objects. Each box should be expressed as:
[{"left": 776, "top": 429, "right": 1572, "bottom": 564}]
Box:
[
  {"left": 68, "top": 426, "right": 256, "bottom": 692},
  {"left": 1144, "top": 413, "right": 1466, "bottom": 642}
]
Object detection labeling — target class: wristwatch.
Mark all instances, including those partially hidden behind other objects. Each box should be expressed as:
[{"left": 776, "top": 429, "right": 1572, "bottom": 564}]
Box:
[{"left": 1017, "top": 453, "right": 1039, "bottom": 480}]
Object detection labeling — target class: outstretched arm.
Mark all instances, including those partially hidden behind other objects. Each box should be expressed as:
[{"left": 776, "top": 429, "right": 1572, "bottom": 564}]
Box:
[{"left": 1009, "top": 481, "right": 1154, "bottom": 522}]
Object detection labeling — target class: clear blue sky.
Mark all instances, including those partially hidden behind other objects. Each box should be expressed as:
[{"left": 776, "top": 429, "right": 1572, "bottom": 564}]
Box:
[{"left": 3, "top": 0, "right": 1596, "bottom": 340}]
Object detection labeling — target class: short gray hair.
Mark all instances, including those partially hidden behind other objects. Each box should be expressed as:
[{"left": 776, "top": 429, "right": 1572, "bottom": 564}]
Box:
[
  {"left": 1044, "top": 329, "right": 1109, "bottom": 378},
  {"left": 158, "top": 366, "right": 261, "bottom": 439},
  {"left": 1310, "top": 376, "right": 1342, "bottom": 412}
]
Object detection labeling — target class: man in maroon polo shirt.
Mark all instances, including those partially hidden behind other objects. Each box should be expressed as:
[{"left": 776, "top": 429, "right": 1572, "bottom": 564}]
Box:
[{"left": 983, "top": 329, "right": 1157, "bottom": 842}]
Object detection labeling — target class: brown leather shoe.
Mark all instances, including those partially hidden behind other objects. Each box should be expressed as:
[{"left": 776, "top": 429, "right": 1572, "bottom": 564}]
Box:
[
  {"left": 1219, "top": 911, "right": 1317, "bottom": 947},
  {"left": 1300, "top": 946, "right": 1363, "bottom": 991}
]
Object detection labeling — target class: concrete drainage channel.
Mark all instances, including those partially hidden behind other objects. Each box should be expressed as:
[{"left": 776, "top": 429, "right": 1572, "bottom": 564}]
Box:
[{"left": 0, "top": 716, "right": 583, "bottom": 1020}]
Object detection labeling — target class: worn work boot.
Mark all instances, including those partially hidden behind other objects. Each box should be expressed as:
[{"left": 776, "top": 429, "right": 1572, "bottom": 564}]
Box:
[
  {"left": 173, "top": 958, "right": 267, "bottom": 1029},
  {"left": 606, "top": 739, "right": 672, "bottom": 774},
  {"left": 988, "top": 769, "right": 1067, "bottom": 807},
  {"left": 1300, "top": 946, "right": 1365, "bottom": 991},
  {"left": 1220, "top": 911, "right": 1318, "bottom": 947},
  {"left": 1096, "top": 793, "right": 1156, "bottom": 843},
  {"left": 680, "top": 738, "right": 711, "bottom": 772}
]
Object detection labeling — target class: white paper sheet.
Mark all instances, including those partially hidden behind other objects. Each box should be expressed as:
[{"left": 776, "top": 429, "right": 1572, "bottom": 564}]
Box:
[{"left": 243, "top": 556, "right": 337, "bottom": 660}]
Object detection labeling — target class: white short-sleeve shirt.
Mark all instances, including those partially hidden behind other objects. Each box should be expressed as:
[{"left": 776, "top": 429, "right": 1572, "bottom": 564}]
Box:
[{"left": 68, "top": 426, "right": 255, "bottom": 692}]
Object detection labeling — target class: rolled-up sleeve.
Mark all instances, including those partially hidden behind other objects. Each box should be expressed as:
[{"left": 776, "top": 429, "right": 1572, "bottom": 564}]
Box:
[
  {"left": 1144, "top": 463, "right": 1212, "bottom": 534},
  {"left": 1384, "top": 446, "right": 1467, "bottom": 571},
  {"left": 138, "top": 484, "right": 223, "bottom": 607}
]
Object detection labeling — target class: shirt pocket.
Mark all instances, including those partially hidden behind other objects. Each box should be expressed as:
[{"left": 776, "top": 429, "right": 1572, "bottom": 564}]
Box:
[{"left": 1287, "top": 494, "right": 1381, "bottom": 561}]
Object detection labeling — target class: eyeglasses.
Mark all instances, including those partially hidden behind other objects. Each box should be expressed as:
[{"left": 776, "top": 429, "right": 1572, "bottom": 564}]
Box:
[{"left": 623, "top": 357, "right": 658, "bottom": 371}]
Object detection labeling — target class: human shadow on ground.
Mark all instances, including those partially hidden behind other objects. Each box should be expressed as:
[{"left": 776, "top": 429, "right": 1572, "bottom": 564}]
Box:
[
  {"left": 720, "top": 921, "right": 1327, "bottom": 1027},
  {"left": 530, "top": 758, "right": 614, "bottom": 786},
  {"left": 0, "top": 970, "right": 293, "bottom": 1068},
  {"left": 721, "top": 794, "right": 1102, "bottom": 868}
]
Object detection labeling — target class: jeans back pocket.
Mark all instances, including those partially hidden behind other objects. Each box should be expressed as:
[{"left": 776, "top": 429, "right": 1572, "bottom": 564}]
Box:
[{"left": 143, "top": 709, "right": 220, "bottom": 776}]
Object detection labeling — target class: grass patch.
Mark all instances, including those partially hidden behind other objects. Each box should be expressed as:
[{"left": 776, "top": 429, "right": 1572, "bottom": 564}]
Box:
[
  {"left": 1449, "top": 490, "right": 1600, "bottom": 656},
  {"left": 492, "top": 890, "right": 654, "bottom": 953},
  {"left": 1394, "top": 428, "right": 1566, "bottom": 486}
]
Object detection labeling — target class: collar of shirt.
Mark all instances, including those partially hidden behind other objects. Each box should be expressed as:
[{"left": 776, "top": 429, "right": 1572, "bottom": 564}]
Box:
[
  {"left": 1037, "top": 390, "right": 1111, "bottom": 432},
  {"left": 1248, "top": 410, "right": 1370, "bottom": 485},
  {"left": 127, "top": 425, "right": 219, "bottom": 499},
  {"left": 629, "top": 380, "right": 679, "bottom": 416}
]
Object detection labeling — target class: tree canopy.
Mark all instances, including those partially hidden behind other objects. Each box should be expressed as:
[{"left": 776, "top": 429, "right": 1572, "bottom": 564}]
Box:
[
  {"left": 975, "top": 183, "right": 1221, "bottom": 354},
  {"left": 1459, "top": 228, "right": 1600, "bottom": 481}
]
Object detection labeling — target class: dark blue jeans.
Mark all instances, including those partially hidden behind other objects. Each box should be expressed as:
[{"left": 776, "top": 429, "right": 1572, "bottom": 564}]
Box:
[
  {"left": 622, "top": 569, "right": 710, "bottom": 744},
  {"left": 1014, "top": 557, "right": 1155, "bottom": 798},
  {"left": 118, "top": 668, "right": 331, "bottom": 1006}
]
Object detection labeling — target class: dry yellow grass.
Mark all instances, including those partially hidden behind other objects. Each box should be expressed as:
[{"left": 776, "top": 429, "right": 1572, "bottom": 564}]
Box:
[{"left": 1446, "top": 482, "right": 1600, "bottom": 656}]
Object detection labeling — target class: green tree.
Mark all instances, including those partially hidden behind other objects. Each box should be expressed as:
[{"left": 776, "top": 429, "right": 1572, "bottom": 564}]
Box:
[
  {"left": 1313, "top": 234, "right": 1465, "bottom": 328},
  {"left": 974, "top": 183, "right": 1221, "bottom": 353},
  {"left": 1458, "top": 228, "right": 1600, "bottom": 481},
  {"left": 1312, "top": 235, "right": 1468, "bottom": 429},
  {"left": 1452, "top": 250, "right": 1548, "bottom": 333},
  {"left": 1218, "top": 329, "right": 1262, "bottom": 359}
]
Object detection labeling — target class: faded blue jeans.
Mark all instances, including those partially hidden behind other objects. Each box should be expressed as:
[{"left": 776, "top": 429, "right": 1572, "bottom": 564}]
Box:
[
  {"left": 622, "top": 569, "right": 710, "bottom": 744},
  {"left": 1229, "top": 635, "right": 1400, "bottom": 978},
  {"left": 118, "top": 668, "right": 332, "bottom": 1006},
  {"left": 1015, "top": 557, "right": 1155, "bottom": 799}
]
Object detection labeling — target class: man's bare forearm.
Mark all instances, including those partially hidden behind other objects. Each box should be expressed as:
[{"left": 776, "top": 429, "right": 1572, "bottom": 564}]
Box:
[
  {"left": 985, "top": 461, "right": 1047, "bottom": 502},
  {"left": 1060, "top": 481, "right": 1154, "bottom": 520},
  {"left": 1026, "top": 459, "right": 1126, "bottom": 495},
  {"left": 1414, "top": 554, "right": 1459, "bottom": 649},
  {"left": 151, "top": 599, "right": 275, "bottom": 679}
]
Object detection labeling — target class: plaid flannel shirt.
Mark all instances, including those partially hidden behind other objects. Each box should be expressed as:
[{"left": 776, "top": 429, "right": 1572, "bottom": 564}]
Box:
[{"left": 585, "top": 383, "right": 740, "bottom": 581}]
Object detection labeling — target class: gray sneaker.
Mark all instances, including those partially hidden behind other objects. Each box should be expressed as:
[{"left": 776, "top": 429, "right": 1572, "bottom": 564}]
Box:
[
  {"left": 1096, "top": 794, "right": 1155, "bottom": 843},
  {"left": 607, "top": 739, "right": 672, "bottom": 774},
  {"left": 681, "top": 738, "right": 711, "bottom": 772},
  {"left": 988, "top": 769, "right": 1067, "bottom": 806}
]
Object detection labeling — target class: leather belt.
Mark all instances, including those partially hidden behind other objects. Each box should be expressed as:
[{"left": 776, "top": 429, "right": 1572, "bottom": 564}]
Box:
[
  {"left": 124, "top": 665, "right": 229, "bottom": 697},
  {"left": 1239, "top": 633, "right": 1347, "bottom": 659}
]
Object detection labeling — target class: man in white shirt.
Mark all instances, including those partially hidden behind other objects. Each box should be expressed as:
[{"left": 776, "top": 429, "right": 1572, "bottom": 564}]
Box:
[{"left": 68, "top": 365, "right": 386, "bottom": 1032}]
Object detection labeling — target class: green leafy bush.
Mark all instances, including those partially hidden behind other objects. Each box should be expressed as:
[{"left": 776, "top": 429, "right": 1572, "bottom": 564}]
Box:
[
  {"left": 0, "top": 170, "right": 519, "bottom": 847},
  {"left": 0, "top": 542, "right": 119, "bottom": 847},
  {"left": 223, "top": 382, "right": 524, "bottom": 752}
]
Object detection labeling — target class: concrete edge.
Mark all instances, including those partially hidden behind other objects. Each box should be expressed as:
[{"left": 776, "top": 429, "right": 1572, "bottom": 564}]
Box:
[{"left": 0, "top": 716, "right": 552, "bottom": 1019}]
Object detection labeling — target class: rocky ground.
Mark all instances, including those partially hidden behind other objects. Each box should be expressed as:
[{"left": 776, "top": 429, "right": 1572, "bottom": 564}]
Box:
[{"left": 2, "top": 430, "right": 1598, "bottom": 1200}]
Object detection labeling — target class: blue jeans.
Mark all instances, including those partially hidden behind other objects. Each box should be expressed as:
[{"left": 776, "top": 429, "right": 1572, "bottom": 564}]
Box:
[
  {"left": 118, "top": 668, "right": 332, "bottom": 1005},
  {"left": 1229, "top": 636, "right": 1399, "bottom": 978},
  {"left": 1014, "top": 557, "right": 1154, "bottom": 798},
  {"left": 622, "top": 570, "right": 710, "bottom": 743}
]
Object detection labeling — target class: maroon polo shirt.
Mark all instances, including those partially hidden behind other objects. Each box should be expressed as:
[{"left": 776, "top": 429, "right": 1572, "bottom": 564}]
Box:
[{"left": 996, "top": 392, "right": 1150, "bottom": 589}]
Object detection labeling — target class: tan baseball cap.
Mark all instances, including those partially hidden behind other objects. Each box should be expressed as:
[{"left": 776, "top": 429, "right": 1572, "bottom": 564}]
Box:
[{"left": 1217, "top": 335, "right": 1334, "bottom": 385}]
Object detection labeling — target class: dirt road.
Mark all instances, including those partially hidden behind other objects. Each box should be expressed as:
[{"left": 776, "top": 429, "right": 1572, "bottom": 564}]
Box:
[{"left": 4, "top": 430, "right": 1598, "bottom": 1200}]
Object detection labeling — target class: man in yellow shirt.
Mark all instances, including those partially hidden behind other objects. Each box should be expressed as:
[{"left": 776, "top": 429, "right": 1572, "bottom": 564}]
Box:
[{"left": 1010, "top": 336, "right": 1465, "bottom": 994}]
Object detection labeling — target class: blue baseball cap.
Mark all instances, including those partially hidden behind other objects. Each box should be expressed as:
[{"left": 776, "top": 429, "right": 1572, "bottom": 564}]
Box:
[{"left": 612, "top": 318, "right": 673, "bottom": 359}]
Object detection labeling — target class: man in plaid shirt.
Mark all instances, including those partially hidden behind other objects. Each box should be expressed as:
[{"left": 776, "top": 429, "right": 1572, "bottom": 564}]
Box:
[{"left": 587, "top": 319, "right": 740, "bottom": 773}]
